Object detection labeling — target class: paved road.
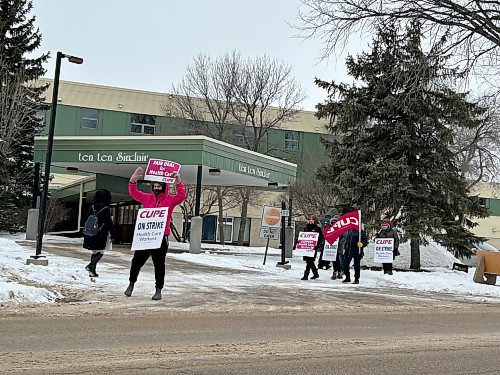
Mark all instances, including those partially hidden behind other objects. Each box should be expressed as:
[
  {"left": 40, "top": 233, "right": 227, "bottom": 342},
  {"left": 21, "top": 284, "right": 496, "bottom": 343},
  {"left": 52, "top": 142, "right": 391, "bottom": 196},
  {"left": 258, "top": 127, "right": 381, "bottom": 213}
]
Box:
[
  {"left": 6, "top": 240, "right": 500, "bottom": 374},
  {"left": 1, "top": 308, "right": 499, "bottom": 374}
]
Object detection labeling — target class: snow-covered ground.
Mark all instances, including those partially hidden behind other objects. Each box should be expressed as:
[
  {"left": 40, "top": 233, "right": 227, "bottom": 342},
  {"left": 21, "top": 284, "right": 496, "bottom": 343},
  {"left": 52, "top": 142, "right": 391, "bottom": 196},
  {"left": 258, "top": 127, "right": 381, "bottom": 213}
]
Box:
[{"left": 1, "top": 232, "right": 499, "bottom": 306}]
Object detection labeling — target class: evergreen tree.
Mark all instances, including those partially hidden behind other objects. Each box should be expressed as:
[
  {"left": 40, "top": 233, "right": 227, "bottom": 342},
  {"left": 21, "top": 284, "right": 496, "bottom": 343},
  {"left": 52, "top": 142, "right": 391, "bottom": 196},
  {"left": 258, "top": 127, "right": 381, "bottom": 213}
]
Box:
[
  {"left": 0, "top": 0, "right": 48, "bottom": 230},
  {"left": 315, "top": 22, "right": 489, "bottom": 269}
]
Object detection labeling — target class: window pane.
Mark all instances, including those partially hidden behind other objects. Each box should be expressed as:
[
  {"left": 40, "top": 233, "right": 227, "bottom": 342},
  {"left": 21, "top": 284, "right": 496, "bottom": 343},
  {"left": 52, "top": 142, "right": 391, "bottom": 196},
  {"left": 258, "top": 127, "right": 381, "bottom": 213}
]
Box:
[
  {"left": 284, "top": 131, "right": 299, "bottom": 151},
  {"left": 131, "top": 113, "right": 155, "bottom": 125},
  {"left": 81, "top": 118, "right": 98, "bottom": 129},
  {"left": 285, "top": 131, "right": 299, "bottom": 141},
  {"left": 80, "top": 108, "right": 99, "bottom": 129},
  {"left": 144, "top": 125, "right": 155, "bottom": 135},
  {"left": 130, "top": 124, "right": 142, "bottom": 133}
]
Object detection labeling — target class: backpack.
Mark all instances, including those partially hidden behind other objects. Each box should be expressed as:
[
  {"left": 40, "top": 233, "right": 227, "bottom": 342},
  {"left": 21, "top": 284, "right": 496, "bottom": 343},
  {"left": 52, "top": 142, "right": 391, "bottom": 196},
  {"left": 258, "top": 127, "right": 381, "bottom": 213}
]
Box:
[{"left": 83, "top": 205, "right": 106, "bottom": 236}]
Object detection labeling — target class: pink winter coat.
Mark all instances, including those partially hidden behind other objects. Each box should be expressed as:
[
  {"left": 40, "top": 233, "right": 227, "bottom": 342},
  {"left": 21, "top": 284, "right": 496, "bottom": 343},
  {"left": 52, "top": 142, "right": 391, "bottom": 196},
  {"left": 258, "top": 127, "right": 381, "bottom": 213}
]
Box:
[{"left": 128, "top": 181, "right": 186, "bottom": 236}]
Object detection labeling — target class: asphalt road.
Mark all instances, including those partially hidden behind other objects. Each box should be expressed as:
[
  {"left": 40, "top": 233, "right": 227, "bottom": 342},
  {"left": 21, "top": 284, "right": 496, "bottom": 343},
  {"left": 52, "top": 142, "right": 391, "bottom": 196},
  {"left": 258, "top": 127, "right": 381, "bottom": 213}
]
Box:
[{"left": 1, "top": 308, "right": 500, "bottom": 374}]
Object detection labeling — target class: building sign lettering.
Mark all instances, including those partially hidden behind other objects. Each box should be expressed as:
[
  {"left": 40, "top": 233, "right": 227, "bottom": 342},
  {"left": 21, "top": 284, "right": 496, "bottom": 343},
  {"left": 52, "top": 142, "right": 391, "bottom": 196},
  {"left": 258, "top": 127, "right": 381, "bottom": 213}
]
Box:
[
  {"left": 238, "top": 163, "right": 271, "bottom": 179},
  {"left": 78, "top": 152, "right": 149, "bottom": 163}
]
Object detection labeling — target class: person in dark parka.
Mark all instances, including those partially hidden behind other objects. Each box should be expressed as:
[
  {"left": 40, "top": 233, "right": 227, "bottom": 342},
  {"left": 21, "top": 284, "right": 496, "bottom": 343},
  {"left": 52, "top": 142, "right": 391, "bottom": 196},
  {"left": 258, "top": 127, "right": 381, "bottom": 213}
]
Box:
[
  {"left": 296, "top": 214, "right": 324, "bottom": 280},
  {"left": 83, "top": 189, "right": 114, "bottom": 277},
  {"left": 340, "top": 208, "right": 368, "bottom": 284}
]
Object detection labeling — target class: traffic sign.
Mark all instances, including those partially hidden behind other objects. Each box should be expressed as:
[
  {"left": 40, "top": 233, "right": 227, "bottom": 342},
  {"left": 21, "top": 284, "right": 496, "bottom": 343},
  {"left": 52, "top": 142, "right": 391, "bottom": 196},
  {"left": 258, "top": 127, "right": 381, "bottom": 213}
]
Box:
[{"left": 259, "top": 227, "right": 280, "bottom": 240}]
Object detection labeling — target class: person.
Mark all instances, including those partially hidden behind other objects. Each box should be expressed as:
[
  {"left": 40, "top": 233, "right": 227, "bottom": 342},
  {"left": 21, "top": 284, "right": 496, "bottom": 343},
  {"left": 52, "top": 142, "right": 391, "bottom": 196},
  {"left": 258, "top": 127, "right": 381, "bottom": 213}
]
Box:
[
  {"left": 340, "top": 208, "right": 368, "bottom": 284},
  {"left": 83, "top": 189, "right": 114, "bottom": 277},
  {"left": 124, "top": 167, "right": 186, "bottom": 300},
  {"left": 375, "top": 218, "right": 400, "bottom": 275},
  {"left": 328, "top": 215, "right": 344, "bottom": 280},
  {"left": 296, "top": 214, "right": 324, "bottom": 280},
  {"left": 317, "top": 216, "right": 332, "bottom": 270}
]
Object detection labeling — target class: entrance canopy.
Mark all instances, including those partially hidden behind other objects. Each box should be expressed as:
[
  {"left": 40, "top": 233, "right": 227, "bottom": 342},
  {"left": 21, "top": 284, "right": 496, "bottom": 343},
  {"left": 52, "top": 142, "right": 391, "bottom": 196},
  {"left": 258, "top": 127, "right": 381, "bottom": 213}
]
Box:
[{"left": 34, "top": 135, "right": 297, "bottom": 188}]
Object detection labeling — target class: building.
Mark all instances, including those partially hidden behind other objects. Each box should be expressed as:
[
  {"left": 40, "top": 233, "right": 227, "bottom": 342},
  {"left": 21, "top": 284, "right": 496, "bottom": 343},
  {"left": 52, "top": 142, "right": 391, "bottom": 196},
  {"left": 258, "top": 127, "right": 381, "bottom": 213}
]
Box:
[
  {"left": 35, "top": 79, "right": 500, "bottom": 249},
  {"left": 35, "top": 79, "right": 329, "bottom": 246}
]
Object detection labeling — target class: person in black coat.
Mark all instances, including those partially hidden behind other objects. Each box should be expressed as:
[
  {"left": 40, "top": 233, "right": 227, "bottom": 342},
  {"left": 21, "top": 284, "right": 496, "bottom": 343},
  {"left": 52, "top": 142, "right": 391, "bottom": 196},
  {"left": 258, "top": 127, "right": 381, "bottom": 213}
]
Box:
[
  {"left": 83, "top": 189, "right": 114, "bottom": 277},
  {"left": 297, "top": 214, "right": 324, "bottom": 280},
  {"left": 340, "top": 208, "right": 368, "bottom": 284}
]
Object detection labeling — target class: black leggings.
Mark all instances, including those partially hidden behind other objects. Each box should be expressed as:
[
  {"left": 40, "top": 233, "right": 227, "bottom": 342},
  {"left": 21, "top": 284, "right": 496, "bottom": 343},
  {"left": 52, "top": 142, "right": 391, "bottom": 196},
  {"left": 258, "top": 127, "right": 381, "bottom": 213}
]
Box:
[{"left": 129, "top": 237, "right": 169, "bottom": 289}]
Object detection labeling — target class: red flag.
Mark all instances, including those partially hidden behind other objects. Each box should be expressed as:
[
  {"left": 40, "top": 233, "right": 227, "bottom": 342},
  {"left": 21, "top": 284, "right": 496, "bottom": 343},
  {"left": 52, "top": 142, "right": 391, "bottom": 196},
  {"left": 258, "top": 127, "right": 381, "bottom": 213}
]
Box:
[{"left": 323, "top": 210, "right": 361, "bottom": 245}]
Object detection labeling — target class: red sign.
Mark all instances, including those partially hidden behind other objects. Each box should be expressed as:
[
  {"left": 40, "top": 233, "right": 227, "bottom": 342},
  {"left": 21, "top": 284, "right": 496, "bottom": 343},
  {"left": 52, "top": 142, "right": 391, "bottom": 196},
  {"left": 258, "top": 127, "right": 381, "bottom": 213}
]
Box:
[
  {"left": 144, "top": 159, "right": 181, "bottom": 183},
  {"left": 323, "top": 210, "right": 361, "bottom": 245}
]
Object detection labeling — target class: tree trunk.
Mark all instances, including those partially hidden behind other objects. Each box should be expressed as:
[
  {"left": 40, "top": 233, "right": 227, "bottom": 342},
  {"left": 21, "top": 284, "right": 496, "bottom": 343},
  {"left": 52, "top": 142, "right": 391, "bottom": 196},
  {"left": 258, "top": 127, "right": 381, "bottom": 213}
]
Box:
[
  {"left": 216, "top": 186, "right": 225, "bottom": 244},
  {"left": 410, "top": 237, "right": 420, "bottom": 270},
  {"left": 237, "top": 188, "right": 250, "bottom": 245}
]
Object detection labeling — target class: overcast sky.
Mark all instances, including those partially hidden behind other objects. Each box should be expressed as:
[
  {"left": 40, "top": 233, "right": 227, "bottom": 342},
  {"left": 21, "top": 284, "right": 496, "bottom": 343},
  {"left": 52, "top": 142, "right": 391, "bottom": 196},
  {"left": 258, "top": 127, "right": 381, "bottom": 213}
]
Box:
[{"left": 32, "top": 0, "right": 366, "bottom": 111}]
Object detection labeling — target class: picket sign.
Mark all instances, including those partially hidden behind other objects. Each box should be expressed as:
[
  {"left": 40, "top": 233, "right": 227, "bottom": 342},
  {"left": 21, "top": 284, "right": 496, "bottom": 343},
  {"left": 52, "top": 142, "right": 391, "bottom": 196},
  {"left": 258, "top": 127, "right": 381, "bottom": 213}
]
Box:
[
  {"left": 131, "top": 208, "right": 169, "bottom": 251},
  {"left": 293, "top": 231, "right": 319, "bottom": 257},
  {"left": 144, "top": 159, "right": 181, "bottom": 184},
  {"left": 322, "top": 239, "right": 339, "bottom": 261},
  {"left": 373, "top": 238, "right": 394, "bottom": 263}
]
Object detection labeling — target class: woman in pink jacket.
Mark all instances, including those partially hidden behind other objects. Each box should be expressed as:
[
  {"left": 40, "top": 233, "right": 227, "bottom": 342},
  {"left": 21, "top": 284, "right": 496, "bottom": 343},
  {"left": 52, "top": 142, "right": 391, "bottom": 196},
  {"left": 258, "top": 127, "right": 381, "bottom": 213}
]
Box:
[{"left": 124, "top": 167, "right": 186, "bottom": 300}]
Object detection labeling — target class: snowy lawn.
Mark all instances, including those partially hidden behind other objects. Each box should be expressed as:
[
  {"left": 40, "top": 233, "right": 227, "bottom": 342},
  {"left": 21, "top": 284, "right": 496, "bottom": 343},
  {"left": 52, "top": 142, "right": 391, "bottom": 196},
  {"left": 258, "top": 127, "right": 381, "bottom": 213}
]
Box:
[{"left": 1, "top": 233, "right": 499, "bottom": 305}]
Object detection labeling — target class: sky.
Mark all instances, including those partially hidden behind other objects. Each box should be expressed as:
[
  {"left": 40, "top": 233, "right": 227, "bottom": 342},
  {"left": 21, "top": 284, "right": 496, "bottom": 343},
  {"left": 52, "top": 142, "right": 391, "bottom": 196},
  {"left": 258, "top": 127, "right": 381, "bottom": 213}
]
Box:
[
  {"left": 2, "top": 233, "right": 500, "bottom": 305},
  {"left": 31, "top": 0, "right": 365, "bottom": 111}
]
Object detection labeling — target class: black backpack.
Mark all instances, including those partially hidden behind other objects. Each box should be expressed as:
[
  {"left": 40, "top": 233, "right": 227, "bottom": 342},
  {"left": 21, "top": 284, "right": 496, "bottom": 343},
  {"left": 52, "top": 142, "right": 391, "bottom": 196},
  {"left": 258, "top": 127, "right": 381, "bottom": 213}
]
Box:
[{"left": 83, "top": 205, "right": 106, "bottom": 236}]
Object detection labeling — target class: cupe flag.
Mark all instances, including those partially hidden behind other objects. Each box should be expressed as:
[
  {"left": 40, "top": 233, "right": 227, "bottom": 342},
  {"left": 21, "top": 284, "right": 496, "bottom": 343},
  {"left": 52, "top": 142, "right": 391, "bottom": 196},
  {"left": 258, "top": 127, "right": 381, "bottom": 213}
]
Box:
[{"left": 323, "top": 210, "right": 361, "bottom": 245}]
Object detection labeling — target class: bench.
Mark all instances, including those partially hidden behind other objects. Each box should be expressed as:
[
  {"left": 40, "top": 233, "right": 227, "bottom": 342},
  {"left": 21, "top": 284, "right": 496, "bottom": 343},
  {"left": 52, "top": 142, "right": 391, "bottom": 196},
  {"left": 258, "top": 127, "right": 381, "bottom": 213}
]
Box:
[{"left": 473, "top": 251, "right": 500, "bottom": 285}]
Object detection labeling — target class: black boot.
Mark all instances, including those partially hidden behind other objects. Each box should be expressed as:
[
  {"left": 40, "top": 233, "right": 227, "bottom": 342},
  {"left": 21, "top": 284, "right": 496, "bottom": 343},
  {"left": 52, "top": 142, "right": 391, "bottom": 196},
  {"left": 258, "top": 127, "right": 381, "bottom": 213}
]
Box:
[
  {"left": 124, "top": 282, "right": 134, "bottom": 297},
  {"left": 152, "top": 288, "right": 162, "bottom": 300}
]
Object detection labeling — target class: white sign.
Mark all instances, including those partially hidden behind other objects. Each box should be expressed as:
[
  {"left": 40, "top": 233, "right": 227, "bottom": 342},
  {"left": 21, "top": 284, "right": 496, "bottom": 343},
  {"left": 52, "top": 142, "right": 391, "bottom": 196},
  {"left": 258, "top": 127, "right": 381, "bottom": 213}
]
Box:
[
  {"left": 281, "top": 209, "right": 289, "bottom": 217},
  {"left": 131, "top": 208, "right": 169, "bottom": 251},
  {"left": 322, "top": 239, "right": 339, "bottom": 261},
  {"left": 260, "top": 205, "right": 282, "bottom": 229},
  {"left": 374, "top": 238, "right": 394, "bottom": 263},
  {"left": 144, "top": 159, "right": 181, "bottom": 184},
  {"left": 293, "top": 232, "right": 319, "bottom": 257},
  {"left": 260, "top": 227, "right": 279, "bottom": 240}
]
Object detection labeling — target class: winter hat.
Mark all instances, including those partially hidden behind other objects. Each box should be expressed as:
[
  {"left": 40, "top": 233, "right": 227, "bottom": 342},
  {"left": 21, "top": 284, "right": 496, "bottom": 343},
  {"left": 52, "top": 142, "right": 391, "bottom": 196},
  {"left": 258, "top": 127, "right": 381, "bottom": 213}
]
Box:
[
  {"left": 381, "top": 217, "right": 391, "bottom": 228},
  {"left": 330, "top": 214, "right": 340, "bottom": 225},
  {"left": 94, "top": 189, "right": 108, "bottom": 204}
]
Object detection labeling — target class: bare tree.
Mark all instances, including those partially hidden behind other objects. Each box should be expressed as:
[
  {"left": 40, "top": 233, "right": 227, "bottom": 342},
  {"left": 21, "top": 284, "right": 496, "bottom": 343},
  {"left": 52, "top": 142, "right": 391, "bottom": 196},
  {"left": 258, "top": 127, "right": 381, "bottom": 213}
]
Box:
[
  {"left": 44, "top": 198, "right": 70, "bottom": 233},
  {"left": 452, "top": 95, "right": 500, "bottom": 188},
  {"left": 164, "top": 52, "right": 240, "bottom": 141},
  {"left": 297, "top": 0, "right": 500, "bottom": 71},
  {"left": 168, "top": 52, "right": 305, "bottom": 245},
  {"left": 231, "top": 55, "right": 306, "bottom": 152},
  {"left": 287, "top": 177, "right": 338, "bottom": 218},
  {"left": 179, "top": 185, "right": 241, "bottom": 240},
  {"left": 164, "top": 52, "right": 242, "bottom": 243},
  {"left": 230, "top": 55, "right": 305, "bottom": 245}
]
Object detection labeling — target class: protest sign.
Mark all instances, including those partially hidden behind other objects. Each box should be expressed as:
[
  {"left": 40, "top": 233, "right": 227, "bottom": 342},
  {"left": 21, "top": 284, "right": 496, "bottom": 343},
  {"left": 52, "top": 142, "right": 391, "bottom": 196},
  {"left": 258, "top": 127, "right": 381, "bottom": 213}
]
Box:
[
  {"left": 131, "top": 208, "right": 169, "bottom": 251},
  {"left": 293, "top": 231, "right": 319, "bottom": 257},
  {"left": 144, "top": 159, "right": 181, "bottom": 184},
  {"left": 374, "top": 238, "right": 394, "bottom": 263},
  {"left": 322, "top": 239, "right": 339, "bottom": 261}
]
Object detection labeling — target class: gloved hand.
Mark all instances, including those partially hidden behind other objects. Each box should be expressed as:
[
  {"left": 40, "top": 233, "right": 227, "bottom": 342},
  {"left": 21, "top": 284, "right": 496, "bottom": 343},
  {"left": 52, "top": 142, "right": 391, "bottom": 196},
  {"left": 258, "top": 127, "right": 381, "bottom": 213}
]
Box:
[
  {"left": 130, "top": 167, "right": 143, "bottom": 183},
  {"left": 172, "top": 172, "right": 181, "bottom": 185}
]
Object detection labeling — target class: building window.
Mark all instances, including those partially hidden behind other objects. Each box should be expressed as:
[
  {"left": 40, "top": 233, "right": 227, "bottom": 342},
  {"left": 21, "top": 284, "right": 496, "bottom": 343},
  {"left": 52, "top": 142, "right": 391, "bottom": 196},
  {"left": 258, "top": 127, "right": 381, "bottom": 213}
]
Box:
[
  {"left": 233, "top": 125, "right": 254, "bottom": 148},
  {"left": 284, "top": 131, "right": 299, "bottom": 151},
  {"left": 478, "top": 197, "right": 487, "bottom": 207},
  {"left": 80, "top": 108, "right": 99, "bottom": 129},
  {"left": 131, "top": 113, "right": 156, "bottom": 135}
]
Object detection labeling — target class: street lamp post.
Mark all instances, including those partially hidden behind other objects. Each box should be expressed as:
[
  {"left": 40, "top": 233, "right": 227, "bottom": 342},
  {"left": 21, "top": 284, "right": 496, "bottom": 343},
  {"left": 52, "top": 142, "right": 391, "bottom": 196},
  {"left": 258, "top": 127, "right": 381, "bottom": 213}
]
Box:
[{"left": 33, "top": 52, "right": 83, "bottom": 259}]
